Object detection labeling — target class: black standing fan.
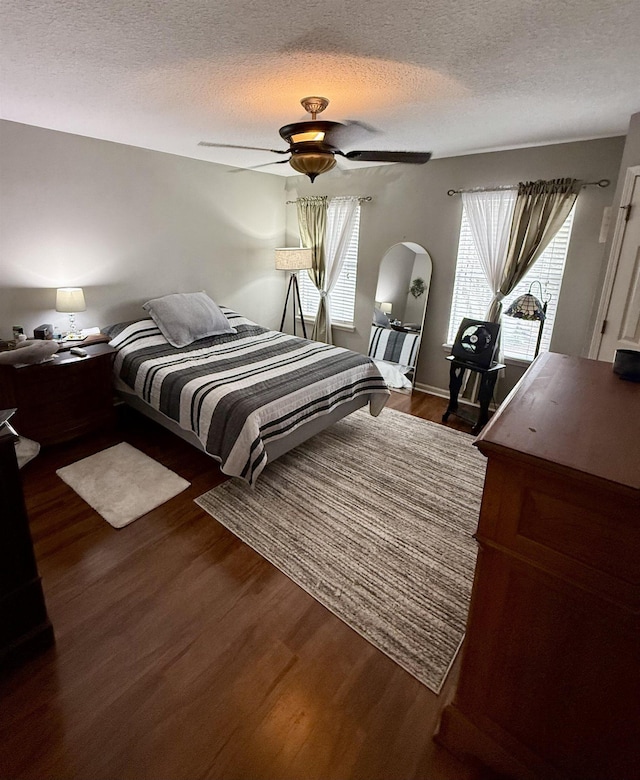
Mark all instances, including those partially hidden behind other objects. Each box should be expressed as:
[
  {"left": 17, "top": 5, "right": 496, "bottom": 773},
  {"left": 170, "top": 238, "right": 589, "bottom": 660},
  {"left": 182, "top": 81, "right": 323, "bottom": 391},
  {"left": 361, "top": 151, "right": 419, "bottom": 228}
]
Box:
[{"left": 451, "top": 318, "right": 501, "bottom": 369}]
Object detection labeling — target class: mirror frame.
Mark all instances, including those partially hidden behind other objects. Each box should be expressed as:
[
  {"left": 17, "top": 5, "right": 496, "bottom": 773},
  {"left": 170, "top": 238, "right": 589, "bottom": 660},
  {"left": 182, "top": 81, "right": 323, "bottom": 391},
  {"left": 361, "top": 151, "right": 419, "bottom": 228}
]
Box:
[{"left": 372, "top": 241, "right": 432, "bottom": 388}]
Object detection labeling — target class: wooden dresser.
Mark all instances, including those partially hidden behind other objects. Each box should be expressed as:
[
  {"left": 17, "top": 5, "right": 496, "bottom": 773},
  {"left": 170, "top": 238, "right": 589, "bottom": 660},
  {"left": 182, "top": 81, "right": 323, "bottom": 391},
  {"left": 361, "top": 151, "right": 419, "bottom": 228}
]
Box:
[
  {"left": 0, "top": 423, "right": 53, "bottom": 663},
  {"left": 436, "top": 352, "right": 639, "bottom": 780}
]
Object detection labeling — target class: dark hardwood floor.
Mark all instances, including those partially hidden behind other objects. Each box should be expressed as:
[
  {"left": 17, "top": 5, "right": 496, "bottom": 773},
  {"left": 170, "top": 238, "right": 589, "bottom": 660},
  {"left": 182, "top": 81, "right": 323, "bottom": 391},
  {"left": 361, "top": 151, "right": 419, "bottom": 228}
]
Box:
[{"left": 0, "top": 391, "right": 483, "bottom": 780}]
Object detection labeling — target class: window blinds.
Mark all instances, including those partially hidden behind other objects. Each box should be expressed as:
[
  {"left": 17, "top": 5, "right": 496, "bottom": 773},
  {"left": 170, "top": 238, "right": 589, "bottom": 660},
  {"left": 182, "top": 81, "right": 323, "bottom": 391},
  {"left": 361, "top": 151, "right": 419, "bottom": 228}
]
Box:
[
  {"left": 447, "top": 202, "right": 575, "bottom": 361},
  {"left": 297, "top": 201, "right": 361, "bottom": 325}
]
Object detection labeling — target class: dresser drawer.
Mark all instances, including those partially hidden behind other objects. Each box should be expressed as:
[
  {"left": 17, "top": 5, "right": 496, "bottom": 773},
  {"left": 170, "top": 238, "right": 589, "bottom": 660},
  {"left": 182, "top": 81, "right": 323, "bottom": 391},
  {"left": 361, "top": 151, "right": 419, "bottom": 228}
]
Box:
[{"left": 477, "top": 454, "right": 639, "bottom": 609}]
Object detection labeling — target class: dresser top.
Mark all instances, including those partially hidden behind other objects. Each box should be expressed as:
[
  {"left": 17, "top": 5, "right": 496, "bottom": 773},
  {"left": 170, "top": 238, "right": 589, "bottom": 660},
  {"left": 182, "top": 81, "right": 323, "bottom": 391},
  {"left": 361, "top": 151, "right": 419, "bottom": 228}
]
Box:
[{"left": 475, "top": 352, "right": 640, "bottom": 491}]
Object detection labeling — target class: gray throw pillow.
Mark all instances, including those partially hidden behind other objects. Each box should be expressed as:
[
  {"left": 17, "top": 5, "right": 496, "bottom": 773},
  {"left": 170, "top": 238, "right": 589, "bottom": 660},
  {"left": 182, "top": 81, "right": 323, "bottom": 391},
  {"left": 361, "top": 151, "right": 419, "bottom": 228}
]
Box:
[
  {"left": 373, "top": 308, "right": 391, "bottom": 328},
  {"left": 142, "top": 292, "right": 236, "bottom": 347}
]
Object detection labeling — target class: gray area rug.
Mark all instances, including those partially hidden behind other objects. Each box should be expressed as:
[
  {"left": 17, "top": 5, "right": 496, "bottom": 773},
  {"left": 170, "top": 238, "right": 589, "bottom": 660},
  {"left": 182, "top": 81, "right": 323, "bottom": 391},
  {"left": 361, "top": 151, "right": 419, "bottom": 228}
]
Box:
[
  {"left": 196, "top": 407, "right": 486, "bottom": 692},
  {"left": 57, "top": 442, "right": 190, "bottom": 529}
]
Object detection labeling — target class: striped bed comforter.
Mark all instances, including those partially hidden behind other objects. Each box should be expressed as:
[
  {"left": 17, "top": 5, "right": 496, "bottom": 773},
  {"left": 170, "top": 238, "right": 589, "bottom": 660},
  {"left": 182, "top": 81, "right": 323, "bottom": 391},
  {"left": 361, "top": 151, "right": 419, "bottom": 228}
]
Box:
[{"left": 108, "top": 309, "right": 390, "bottom": 484}]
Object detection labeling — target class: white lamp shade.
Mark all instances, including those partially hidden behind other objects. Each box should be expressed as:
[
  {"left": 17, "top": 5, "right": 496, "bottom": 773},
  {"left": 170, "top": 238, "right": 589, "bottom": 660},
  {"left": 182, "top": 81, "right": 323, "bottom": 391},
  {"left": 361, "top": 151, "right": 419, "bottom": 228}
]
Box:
[
  {"left": 380, "top": 301, "right": 393, "bottom": 314},
  {"left": 275, "top": 248, "right": 313, "bottom": 271},
  {"left": 56, "top": 287, "right": 86, "bottom": 313}
]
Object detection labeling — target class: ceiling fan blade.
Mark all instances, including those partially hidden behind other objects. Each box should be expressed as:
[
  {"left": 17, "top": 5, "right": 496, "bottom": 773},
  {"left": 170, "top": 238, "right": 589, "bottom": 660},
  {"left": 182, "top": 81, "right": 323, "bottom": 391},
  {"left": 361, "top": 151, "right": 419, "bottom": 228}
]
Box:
[
  {"left": 331, "top": 119, "right": 382, "bottom": 140},
  {"left": 329, "top": 120, "right": 380, "bottom": 148},
  {"left": 343, "top": 150, "right": 432, "bottom": 164},
  {"left": 198, "top": 141, "right": 290, "bottom": 155},
  {"left": 228, "top": 159, "right": 292, "bottom": 174},
  {"left": 341, "top": 119, "right": 381, "bottom": 136},
  {"left": 245, "top": 159, "right": 291, "bottom": 170}
]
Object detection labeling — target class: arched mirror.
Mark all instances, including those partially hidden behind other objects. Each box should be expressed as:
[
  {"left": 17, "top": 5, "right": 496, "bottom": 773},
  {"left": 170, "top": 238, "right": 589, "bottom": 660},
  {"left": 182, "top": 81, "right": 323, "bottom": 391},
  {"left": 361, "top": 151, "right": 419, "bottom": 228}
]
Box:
[{"left": 369, "top": 242, "right": 432, "bottom": 390}]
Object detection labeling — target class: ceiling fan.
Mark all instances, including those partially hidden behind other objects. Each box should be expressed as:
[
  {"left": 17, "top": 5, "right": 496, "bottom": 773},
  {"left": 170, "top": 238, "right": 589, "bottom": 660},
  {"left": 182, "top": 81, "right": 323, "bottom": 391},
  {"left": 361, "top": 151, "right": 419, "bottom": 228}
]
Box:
[{"left": 199, "top": 96, "right": 432, "bottom": 182}]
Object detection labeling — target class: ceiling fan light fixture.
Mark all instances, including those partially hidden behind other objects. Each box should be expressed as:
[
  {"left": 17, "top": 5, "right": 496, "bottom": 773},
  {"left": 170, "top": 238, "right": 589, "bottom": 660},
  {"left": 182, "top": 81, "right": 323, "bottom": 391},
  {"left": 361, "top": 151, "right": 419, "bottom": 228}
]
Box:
[
  {"left": 289, "top": 151, "right": 336, "bottom": 182},
  {"left": 279, "top": 120, "right": 341, "bottom": 146},
  {"left": 291, "top": 130, "right": 326, "bottom": 143}
]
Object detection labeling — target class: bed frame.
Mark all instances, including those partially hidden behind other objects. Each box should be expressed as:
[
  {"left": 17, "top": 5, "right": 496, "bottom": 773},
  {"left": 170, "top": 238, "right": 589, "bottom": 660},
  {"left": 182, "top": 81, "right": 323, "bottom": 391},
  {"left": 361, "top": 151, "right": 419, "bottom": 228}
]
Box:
[{"left": 114, "top": 379, "right": 369, "bottom": 465}]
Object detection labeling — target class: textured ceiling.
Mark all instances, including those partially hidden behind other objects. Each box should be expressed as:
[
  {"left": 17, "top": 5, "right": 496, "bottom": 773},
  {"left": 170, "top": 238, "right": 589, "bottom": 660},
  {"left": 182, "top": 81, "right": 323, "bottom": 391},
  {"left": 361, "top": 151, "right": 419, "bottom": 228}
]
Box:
[{"left": 1, "top": 0, "right": 639, "bottom": 176}]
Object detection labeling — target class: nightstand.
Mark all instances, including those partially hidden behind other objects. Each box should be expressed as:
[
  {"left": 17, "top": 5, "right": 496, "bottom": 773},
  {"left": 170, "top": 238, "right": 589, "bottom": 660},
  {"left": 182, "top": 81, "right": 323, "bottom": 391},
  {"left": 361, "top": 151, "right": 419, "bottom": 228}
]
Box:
[
  {"left": 390, "top": 323, "right": 421, "bottom": 334},
  {"left": 0, "top": 343, "right": 116, "bottom": 445}
]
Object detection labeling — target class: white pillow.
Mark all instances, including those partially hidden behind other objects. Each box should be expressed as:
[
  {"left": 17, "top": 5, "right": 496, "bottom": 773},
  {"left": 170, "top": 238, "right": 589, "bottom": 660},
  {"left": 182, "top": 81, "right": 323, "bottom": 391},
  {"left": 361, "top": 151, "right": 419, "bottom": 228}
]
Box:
[{"left": 142, "top": 292, "right": 236, "bottom": 348}]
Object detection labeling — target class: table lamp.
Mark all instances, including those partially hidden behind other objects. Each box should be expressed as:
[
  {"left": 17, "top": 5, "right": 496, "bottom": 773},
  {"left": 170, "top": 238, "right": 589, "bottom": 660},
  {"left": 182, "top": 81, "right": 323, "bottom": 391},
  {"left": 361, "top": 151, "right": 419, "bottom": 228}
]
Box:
[{"left": 56, "top": 287, "right": 86, "bottom": 340}]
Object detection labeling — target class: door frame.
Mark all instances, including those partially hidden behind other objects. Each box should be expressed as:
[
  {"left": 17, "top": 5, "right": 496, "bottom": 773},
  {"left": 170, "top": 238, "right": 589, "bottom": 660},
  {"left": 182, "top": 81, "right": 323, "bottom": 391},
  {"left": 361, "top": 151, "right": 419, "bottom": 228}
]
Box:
[{"left": 589, "top": 164, "right": 640, "bottom": 358}]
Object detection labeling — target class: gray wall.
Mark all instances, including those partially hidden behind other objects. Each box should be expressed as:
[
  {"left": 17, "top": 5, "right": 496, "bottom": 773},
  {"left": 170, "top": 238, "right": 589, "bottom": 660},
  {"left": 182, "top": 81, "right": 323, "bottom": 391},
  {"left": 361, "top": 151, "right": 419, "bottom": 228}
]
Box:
[
  {"left": 0, "top": 120, "right": 287, "bottom": 339},
  {"left": 0, "top": 120, "right": 627, "bottom": 401},
  {"left": 612, "top": 113, "right": 640, "bottom": 199},
  {"left": 285, "top": 137, "right": 624, "bottom": 397}
]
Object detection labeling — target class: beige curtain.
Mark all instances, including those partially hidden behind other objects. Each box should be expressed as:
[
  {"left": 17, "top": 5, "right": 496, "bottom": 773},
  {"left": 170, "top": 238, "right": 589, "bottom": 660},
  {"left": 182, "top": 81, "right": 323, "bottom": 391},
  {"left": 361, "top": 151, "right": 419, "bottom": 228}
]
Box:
[
  {"left": 296, "top": 196, "right": 328, "bottom": 340},
  {"left": 487, "top": 178, "right": 580, "bottom": 322},
  {"left": 463, "top": 177, "right": 579, "bottom": 403}
]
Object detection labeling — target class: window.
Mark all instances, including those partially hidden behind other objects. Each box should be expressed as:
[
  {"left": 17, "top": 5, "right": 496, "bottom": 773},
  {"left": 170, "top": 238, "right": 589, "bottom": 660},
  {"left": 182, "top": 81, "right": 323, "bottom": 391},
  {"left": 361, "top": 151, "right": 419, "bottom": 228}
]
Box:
[
  {"left": 297, "top": 199, "right": 361, "bottom": 325},
  {"left": 447, "top": 196, "right": 575, "bottom": 361}
]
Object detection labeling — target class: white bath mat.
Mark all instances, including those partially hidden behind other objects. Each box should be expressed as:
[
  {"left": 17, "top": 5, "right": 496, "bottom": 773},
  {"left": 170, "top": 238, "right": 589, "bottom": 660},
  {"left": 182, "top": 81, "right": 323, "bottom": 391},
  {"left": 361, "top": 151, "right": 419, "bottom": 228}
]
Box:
[{"left": 57, "top": 442, "right": 190, "bottom": 528}]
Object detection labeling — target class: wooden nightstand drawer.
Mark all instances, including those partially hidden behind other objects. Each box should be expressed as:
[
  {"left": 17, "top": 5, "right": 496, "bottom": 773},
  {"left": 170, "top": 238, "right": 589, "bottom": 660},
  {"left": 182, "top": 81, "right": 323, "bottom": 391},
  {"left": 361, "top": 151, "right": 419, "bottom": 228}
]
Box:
[{"left": 0, "top": 344, "right": 116, "bottom": 445}]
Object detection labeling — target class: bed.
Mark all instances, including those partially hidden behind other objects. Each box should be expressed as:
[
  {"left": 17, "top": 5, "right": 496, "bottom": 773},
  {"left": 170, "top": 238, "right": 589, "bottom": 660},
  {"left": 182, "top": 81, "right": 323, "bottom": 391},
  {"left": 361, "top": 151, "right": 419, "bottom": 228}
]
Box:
[{"left": 106, "top": 297, "right": 390, "bottom": 484}]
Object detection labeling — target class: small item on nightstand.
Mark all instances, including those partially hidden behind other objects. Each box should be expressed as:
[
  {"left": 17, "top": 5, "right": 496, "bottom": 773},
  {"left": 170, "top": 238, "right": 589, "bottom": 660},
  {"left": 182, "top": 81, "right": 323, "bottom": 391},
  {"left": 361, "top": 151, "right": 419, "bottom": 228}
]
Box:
[
  {"left": 63, "top": 327, "right": 100, "bottom": 343},
  {"left": 70, "top": 347, "right": 88, "bottom": 357},
  {"left": 34, "top": 324, "right": 54, "bottom": 340},
  {"left": 613, "top": 349, "right": 640, "bottom": 381}
]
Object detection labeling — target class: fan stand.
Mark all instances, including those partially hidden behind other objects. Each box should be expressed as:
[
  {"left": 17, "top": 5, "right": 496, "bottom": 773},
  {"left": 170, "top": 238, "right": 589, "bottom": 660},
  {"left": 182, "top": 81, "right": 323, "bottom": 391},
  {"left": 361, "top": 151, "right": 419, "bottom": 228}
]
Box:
[{"left": 279, "top": 272, "right": 308, "bottom": 339}]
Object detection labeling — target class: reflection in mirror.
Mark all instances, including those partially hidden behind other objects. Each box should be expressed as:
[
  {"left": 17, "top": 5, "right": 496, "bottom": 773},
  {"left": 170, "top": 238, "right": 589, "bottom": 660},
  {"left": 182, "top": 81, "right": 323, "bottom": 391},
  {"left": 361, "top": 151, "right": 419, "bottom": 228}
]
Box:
[{"left": 369, "top": 242, "right": 432, "bottom": 390}]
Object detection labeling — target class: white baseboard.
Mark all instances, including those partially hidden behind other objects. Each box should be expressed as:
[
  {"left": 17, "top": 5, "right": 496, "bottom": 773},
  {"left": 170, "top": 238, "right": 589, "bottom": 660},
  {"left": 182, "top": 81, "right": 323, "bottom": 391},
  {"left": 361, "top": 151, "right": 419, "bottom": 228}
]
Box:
[
  {"left": 413, "top": 381, "right": 447, "bottom": 398},
  {"left": 413, "top": 381, "right": 480, "bottom": 410}
]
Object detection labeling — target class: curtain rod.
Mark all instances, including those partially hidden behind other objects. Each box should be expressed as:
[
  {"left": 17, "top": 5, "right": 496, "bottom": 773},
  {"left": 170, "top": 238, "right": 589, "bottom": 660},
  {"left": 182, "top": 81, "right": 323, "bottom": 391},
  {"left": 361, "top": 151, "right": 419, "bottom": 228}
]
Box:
[
  {"left": 286, "top": 196, "right": 372, "bottom": 204},
  {"left": 446, "top": 179, "right": 610, "bottom": 196}
]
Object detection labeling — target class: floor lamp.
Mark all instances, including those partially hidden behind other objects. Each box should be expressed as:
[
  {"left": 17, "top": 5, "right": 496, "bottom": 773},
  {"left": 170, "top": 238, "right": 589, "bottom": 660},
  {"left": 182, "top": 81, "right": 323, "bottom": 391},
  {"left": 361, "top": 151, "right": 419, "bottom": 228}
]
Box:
[
  {"left": 504, "top": 280, "right": 550, "bottom": 359},
  {"left": 275, "top": 248, "right": 314, "bottom": 339}
]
